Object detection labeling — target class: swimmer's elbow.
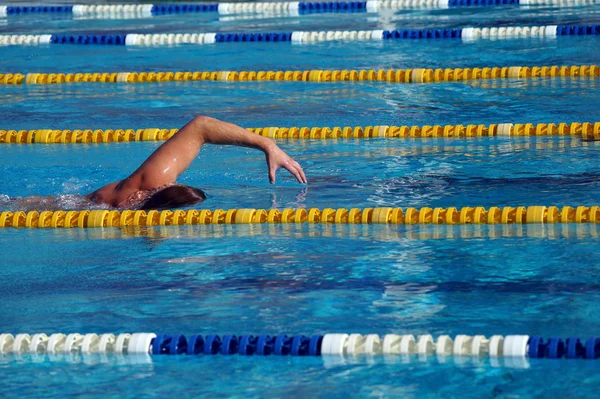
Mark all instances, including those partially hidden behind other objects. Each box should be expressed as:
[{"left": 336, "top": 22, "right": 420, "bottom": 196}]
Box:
[
  {"left": 189, "top": 115, "right": 223, "bottom": 143},
  {"left": 191, "top": 115, "right": 219, "bottom": 130}
]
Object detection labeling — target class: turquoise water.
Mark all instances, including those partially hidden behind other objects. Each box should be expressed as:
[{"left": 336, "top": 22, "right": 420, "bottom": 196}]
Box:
[{"left": 1, "top": 3, "right": 600, "bottom": 398}]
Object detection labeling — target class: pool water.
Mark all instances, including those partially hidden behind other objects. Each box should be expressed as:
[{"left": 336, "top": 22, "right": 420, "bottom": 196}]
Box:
[{"left": 1, "top": 2, "right": 600, "bottom": 398}]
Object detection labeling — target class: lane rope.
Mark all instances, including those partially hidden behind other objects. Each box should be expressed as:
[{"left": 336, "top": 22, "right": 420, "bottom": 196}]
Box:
[
  {"left": 1, "top": 122, "right": 599, "bottom": 144},
  {"left": 1, "top": 1, "right": 597, "bottom": 19},
  {"left": 1, "top": 206, "right": 600, "bottom": 229},
  {"left": 1, "top": 64, "right": 598, "bottom": 85},
  {"left": 1, "top": 332, "right": 598, "bottom": 359},
  {"left": 1, "top": 25, "right": 599, "bottom": 47}
]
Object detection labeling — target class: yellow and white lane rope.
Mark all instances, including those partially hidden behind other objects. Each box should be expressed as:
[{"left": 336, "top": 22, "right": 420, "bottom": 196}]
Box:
[
  {"left": 0, "top": 64, "right": 597, "bottom": 86},
  {"left": 1, "top": 122, "right": 599, "bottom": 144},
  {"left": 0, "top": 206, "right": 599, "bottom": 229}
]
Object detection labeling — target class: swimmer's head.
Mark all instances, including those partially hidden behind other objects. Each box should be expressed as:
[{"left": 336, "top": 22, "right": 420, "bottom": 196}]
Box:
[{"left": 140, "top": 185, "right": 206, "bottom": 210}]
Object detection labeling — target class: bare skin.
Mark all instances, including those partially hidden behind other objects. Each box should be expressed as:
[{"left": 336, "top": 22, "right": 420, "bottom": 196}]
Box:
[{"left": 87, "top": 116, "right": 307, "bottom": 208}]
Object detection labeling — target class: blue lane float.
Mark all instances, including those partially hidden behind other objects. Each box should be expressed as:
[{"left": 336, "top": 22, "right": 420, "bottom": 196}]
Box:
[
  {"left": 50, "top": 34, "right": 128, "bottom": 45},
  {"left": 2, "top": 6, "right": 73, "bottom": 14},
  {"left": 151, "top": 334, "right": 324, "bottom": 356},
  {"left": 2, "top": 332, "right": 600, "bottom": 359},
  {"left": 1, "top": 24, "right": 599, "bottom": 46}
]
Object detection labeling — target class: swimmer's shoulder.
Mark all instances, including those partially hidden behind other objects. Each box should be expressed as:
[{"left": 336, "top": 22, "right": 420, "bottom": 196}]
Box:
[{"left": 87, "top": 181, "right": 125, "bottom": 208}]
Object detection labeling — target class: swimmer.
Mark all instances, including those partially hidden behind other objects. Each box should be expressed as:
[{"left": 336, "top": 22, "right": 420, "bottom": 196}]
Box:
[{"left": 11, "top": 116, "right": 307, "bottom": 211}]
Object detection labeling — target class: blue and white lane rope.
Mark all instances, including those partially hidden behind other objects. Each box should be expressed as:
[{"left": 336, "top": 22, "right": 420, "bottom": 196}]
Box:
[
  {"left": 1, "top": 24, "right": 599, "bottom": 46},
  {"left": 0, "top": 1, "right": 597, "bottom": 18},
  {"left": 1, "top": 333, "right": 600, "bottom": 359}
]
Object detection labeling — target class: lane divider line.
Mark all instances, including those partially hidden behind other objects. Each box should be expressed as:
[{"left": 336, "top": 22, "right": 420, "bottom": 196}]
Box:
[
  {"left": 1, "top": 24, "right": 599, "bottom": 47},
  {"left": 1, "top": 206, "right": 599, "bottom": 228},
  {"left": 1, "top": 1, "right": 597, "bottom": 19},
  {"left": 1, "top": 64, "right": 598, "bottom": 85},
  {"left": 1, "top": 332, "right": 598, "bottom": 359},
  {"left": 1, "top": 122, "right": 599, "bottom": 144}
]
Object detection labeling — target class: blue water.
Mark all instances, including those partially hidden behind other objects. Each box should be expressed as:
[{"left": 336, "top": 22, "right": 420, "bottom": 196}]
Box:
[{"left": 1, "top": 3, "right": 600, "bottom": 398}]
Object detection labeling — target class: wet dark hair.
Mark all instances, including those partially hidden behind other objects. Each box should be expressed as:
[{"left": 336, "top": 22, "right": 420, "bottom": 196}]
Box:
[{"left": 140, "top": 185, "right": 206, "bottom": 210}]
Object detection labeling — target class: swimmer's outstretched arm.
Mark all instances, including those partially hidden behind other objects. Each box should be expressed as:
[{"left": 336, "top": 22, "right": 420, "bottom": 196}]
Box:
[{"left": 121, "top": 116, "right": 307, "bottom": 192}]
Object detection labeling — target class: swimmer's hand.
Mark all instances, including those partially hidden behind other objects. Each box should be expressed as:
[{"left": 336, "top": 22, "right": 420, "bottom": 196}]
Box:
[{"left": 265, "top": 144, "right": 307, "bottom": 184}]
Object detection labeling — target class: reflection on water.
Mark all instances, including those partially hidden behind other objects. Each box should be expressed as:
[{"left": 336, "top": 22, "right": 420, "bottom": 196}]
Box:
[
  {"left": 467, "top": 76, "right": 600, "bottom": 90},
  {"left": 321, "top": 353, "right": 532, "bottom": 369},
  {"left": 76, "top": 223, "right": 600, "bottom": 242},
  {"left": 0, "top": 352, "right": 153, "bottom": 366},
  {"left": 4, "top": 350, "right": 600, "bottom": 371},
  {"left": 270, "top": 187, "right": 308, "bottom": 208}
]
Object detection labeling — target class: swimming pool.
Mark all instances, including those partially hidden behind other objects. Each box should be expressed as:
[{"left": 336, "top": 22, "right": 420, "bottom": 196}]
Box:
[{"left": 1, "top": 1, "right": 600, "bottom": 397}]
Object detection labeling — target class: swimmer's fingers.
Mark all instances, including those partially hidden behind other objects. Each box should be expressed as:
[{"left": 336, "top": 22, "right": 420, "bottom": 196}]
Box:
[
  {"left": 266, "top": 156, "right": 280, "bottom": 184},
  {"left": 293, "top": 161, "right": 308, "bottom": 184},
  {"left": 268, "top": 161, "right": 304, "bottom": 184},
  {"left": 284, "top": 162, "right": 307, "bottom": 184},
  {"left": 265, "top": 145, "right": 307, "bottom": 184},
  {"left": 268, "top": 164, "right": 277, "bottom": 184}
]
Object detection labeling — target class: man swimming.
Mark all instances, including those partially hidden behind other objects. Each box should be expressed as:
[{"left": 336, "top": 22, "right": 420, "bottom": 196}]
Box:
[
  {"left": 10, "top": 116, "right": 307, "bottom": 211},
  {"left": 88, "top": 116, "right": 307, "bottom": 210}
]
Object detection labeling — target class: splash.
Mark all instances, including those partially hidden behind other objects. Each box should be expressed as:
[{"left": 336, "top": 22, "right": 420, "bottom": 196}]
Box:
[{"left": 0, "top": 194, "right": 108, "bottom": 212}]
